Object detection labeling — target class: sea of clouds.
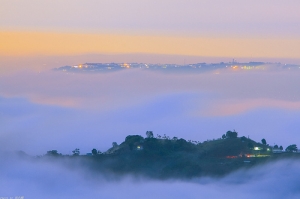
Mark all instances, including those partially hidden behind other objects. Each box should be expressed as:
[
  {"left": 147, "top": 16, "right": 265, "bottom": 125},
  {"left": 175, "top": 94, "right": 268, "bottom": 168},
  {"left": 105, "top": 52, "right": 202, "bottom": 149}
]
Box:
[
  {"left": 1, "top": 68, "right": 300, "bottom": 155},
  {"left": 1, "top": 65, "right": 300, "bottom": 198},
  {"left": 1, "top": 153, "right": 300, "bottom": 199}
]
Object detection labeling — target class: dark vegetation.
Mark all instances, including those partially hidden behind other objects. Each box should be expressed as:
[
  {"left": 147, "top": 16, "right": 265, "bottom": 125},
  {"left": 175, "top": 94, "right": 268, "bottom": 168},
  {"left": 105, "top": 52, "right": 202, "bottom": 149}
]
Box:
[{"left": 38, "top": 131, "right": 300, "bottom": 179}]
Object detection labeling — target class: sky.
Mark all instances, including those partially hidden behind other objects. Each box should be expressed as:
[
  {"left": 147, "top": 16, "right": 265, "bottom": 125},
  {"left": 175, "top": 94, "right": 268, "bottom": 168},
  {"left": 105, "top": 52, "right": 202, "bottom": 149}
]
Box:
[
  {"left": 1, "top": 1, "right": 300, "bottom": 198},
  {"left": 1, "top": 69, "right": 300, "bottom": 155},
  {"left": 1, "top": 0, "right": 300, "bottom": 65},
  {"left": 0, "top": 0, "right": 299, "bottom": 153}
]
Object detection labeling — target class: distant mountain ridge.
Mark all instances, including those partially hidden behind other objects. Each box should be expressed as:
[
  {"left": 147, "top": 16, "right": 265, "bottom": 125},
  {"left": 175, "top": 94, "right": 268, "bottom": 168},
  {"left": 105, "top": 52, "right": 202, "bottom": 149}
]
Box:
[{"left": 54, "top": 62, "right": 300, "bottom": 73}]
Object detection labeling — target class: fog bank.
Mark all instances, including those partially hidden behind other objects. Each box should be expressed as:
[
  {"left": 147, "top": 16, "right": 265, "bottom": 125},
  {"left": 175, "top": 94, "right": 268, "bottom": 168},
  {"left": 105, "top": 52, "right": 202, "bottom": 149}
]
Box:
[{"left": 1, "top": 154, "right": 300, "bottom": 199}]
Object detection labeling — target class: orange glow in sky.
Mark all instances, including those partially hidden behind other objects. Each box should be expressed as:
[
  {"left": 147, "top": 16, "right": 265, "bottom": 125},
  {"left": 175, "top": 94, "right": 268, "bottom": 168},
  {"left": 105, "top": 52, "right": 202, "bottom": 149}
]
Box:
[{"left": 1, "top": 31, "right": 299, "bottom": 59}]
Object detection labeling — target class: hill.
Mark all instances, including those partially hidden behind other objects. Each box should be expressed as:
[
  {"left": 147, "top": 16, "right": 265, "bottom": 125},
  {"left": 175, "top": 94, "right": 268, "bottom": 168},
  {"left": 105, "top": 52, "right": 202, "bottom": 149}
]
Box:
[{"left": 40, "top": 131, "right": 300, "bottom": 179}]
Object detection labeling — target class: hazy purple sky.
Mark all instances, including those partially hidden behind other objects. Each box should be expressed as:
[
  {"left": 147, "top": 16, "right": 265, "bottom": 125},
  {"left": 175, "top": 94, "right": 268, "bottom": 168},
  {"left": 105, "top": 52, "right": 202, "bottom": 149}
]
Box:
[
  {"left": 2, "top": 0, "right": 300, "bottom": 37},
  {"left": 1, "top": 69, "right": 300, "bottom": 155},
  {"left": 1, "top": 0, "right": 299, "bottom": 154},
  {"left": 1, "top": 1, "right": 300, "bottom": 198}
]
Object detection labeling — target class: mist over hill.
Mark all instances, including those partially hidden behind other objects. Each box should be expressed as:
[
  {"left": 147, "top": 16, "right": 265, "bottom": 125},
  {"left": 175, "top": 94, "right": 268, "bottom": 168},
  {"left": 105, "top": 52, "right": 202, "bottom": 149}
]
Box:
[
  {"left": 1, "top": 132, "right": 300, "bottom": 199},
  {"left": 2, "top": 61, "right": 300, "bottom": 198}
]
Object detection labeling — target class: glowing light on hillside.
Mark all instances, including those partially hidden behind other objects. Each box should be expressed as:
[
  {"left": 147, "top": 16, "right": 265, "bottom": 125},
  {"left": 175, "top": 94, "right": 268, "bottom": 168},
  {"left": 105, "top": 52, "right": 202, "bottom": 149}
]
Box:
[{"left": 254, "top": 147, "right": 262, "bottom": 150}]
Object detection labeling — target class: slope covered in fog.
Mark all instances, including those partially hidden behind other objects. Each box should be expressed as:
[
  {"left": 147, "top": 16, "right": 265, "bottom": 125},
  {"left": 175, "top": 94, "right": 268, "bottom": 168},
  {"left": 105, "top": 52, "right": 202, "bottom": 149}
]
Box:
[{"left": 1, "top": 145, "right": 300, "bottom": 199}]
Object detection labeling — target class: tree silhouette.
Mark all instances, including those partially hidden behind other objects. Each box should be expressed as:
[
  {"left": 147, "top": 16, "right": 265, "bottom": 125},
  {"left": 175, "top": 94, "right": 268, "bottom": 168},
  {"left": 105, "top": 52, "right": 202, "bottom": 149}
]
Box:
[
  {"left": 279, "top": 146, "right": 283, "bottom": 150},
  {"left": 226, "top": 131, "right": 238, "bottom": 138},
  {"left": 92, "top": 148, "right": 98, "bottom": 155},
  {"left": 112, "top": 142, "right": 118, "bottom": 148},
  {"left": 261, "top": 138, "right": 267, "bottom": 145},
  {"left": 46, "top": 150, "right": 61, "bottom": 156},
  {"left": 146, "top": 131, "right": 154, "bottom": 138},
  {"left": 72, "top": 148, "right": 80, "bottom": 156},
  {"left": 285, "top": 144, "right": 298, "bottom": 152}
]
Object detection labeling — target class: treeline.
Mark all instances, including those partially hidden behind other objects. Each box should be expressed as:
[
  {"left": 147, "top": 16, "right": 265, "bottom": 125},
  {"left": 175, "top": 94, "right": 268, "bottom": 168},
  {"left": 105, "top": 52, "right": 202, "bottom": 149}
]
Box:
[
  {"left": 46, "top": 130, "right": 297, "bottom": 157},
  {"left": 39, "top": 130, "right": 299, "bottom": 179}
]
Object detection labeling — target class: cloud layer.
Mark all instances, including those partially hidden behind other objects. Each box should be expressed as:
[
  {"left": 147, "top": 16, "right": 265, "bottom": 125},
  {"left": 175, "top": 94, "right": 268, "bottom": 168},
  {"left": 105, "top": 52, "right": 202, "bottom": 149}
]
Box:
[
  {"left": 1, "top": 69, "right": 300, "bottom": 155},
  {"left": 1, "top": 154, "right": 300, "bottom": 199}
]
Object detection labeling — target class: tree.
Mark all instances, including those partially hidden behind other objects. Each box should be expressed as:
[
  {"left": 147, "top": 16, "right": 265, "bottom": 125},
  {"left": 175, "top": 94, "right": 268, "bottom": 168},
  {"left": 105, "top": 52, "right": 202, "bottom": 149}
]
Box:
[
  {"left": 125, "top": 135, "right": 144, "bottom": 143},
  {"left": 226, "top": 130, "right": 238, "bottom": 139},
  {"left": 222, "top": 134, "right": 226, "bottom": 139},
  {"left": 112, "top": 142, "right": 118, "bottom": 148},
  {"left": 72, "top": 148, "right": 80, "bottom": 156},
  {"left": 285, "top": 144, "right": 298, "bottom": 153},
  {"left": 46, "top": 150, "right": 61, "bottom": 156},
  {"left": 172, "top": 137, "right": 178, "bottom": 141},
  {"left": 261, "top": 138, "right": 267, "bottom": 145},
  {"left": 146, "top": 131, "right": 154, "bottom": 138},
  {"left": 279, "top": 146, "right": 283, "bottom": 150},
  {"left": 274, "top": 145, "right": 278, "bottom": 149},
  {"left": 92, "top": 148, "right": 98, "bottom": 155}
]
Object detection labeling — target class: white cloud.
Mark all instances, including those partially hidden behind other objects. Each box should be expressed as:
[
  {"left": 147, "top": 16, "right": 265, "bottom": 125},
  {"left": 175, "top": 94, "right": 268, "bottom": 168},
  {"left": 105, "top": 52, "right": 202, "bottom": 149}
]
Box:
[{"left": 1, "top": 154, "right": 300, "bottom": 199}]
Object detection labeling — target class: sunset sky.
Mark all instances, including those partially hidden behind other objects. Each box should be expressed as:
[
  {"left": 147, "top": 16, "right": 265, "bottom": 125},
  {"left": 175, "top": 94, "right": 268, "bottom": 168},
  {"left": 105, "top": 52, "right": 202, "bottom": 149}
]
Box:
[
  {"left": 1, "top": 1, "right": 300, "bottom": 155},
  {"left": 1, "top": 0, "right": 300, "bottom": 64},
  {"left": 1, "top": 2, "right": 300, "bottom": 198}
]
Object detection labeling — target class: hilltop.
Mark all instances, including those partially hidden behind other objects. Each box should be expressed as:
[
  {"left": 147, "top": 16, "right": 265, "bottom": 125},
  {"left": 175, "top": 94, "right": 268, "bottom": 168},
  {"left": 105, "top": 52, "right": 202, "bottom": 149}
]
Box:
[{"left": 39, "top": 131, "right": 300, "bottom": 179}]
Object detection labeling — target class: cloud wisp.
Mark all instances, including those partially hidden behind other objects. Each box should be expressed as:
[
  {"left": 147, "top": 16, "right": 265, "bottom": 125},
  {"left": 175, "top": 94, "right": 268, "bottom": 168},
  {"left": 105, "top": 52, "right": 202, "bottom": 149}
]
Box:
[{"left": 1, "top": 69, "right": 300, "bottom": 112}]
